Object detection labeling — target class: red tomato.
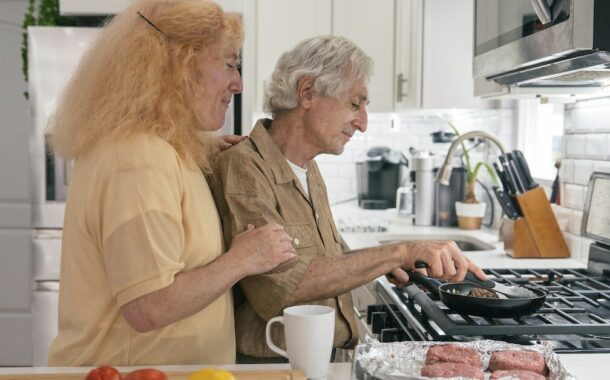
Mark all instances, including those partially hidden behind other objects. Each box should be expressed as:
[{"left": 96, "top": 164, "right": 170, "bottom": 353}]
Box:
[
  {"left": 124, "top": 368, "right": 169, "bottom": 380},
  {"left": 85, "top": 366, "right": 124, "bottom": 380}
]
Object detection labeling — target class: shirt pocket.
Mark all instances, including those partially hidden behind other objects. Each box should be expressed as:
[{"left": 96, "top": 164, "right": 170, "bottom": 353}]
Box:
[{"left": 285, "top": 223, "right": 315, "bottom": 250}]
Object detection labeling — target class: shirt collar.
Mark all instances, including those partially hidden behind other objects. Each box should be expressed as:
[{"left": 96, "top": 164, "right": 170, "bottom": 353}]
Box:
[{"left": 250, "top": 119, "right": 306, "bottom": 184}]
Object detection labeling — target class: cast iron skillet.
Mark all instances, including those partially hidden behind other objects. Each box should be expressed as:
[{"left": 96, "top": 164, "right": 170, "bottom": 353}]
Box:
[{"left": 407, "top": 271, "right": 547, "bottom": 318}]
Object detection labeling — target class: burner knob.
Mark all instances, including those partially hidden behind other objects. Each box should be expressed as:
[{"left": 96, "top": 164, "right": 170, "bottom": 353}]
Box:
[
  {"left": 380, "top": 328, "right": 406, "bottom": 342},
  {"left": 371, "top": 311, "right": 388, "bottom": 334},
  {"left": 366, "top": 304, "right": 385, "bottom": 324}
]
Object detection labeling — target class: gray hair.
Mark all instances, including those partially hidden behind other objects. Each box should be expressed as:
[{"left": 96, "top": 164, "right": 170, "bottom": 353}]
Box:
[{"left": 263, "top": 35, "right": 373, "bottom": 117}]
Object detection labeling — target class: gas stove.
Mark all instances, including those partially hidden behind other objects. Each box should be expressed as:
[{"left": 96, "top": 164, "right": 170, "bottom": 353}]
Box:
[
  {"left": 371, "top": 266, "right": 610, "bottom": 353},
  {"left": 366, "top": 171, "right": 610, "bottom": 354}
]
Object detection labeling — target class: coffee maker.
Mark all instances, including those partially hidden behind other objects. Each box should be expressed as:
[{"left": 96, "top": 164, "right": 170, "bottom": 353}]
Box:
[{"left": 356, "top": 147, "right": 407, "bottom": 209}]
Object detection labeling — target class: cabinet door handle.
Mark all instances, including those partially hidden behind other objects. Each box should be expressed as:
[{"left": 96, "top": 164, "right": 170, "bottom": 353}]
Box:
[
  {"left": 396, "top": 73, "right": 408, "bottom": 102},
  {"left": 530, "top": 0, "right": 551, "bottom": 25}
]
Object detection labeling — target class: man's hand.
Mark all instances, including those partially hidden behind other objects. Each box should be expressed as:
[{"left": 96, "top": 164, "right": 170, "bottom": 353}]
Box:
[
  {"left": 227, "top": 223, "right": 296, "bottom": 276},
  {"left": 401, "top": 240, "right": 486, "bottom": 282},
  {"left": 386, "top": 267, "right": 410, "bottom": 287}
]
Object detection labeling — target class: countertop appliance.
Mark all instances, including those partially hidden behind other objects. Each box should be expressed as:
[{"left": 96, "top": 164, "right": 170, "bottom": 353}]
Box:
[
  {"left": 412, "top": 151, "right": 434, "bottom": 226},
  {"left": 367, "top": 171, "right": 610, "bottom": 353},
  {"left": 474, "top": 0, "right": 610, "bottom": 97},
  {"left": 356, "top": 147, "right": 407, "bottom": 210}
]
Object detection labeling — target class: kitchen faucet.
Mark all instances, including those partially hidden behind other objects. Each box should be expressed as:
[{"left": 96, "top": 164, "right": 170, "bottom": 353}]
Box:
[{"left": 436, "top": 130, "right": 507, "bottom": 186}]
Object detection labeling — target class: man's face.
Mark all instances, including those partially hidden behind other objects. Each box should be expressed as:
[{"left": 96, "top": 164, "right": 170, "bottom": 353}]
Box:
[
  {"left": 304, "top": 79, "right": 369, "bottom": 155},
  {"left": 197, "top": 43, "right": 243, "bottom": 130}
]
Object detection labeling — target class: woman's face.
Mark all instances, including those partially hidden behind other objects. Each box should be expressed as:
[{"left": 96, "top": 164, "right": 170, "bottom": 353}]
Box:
[{"left": 197, "top": 43, "right": 242, "bottom": 131}]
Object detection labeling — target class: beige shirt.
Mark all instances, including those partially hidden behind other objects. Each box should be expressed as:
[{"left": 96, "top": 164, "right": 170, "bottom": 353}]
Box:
[
  {"left": 48, "top": 133, "right": 235, "bottom": 366},
  {"left": 211, "top": 119, "right": 359, "bottom": 358}
]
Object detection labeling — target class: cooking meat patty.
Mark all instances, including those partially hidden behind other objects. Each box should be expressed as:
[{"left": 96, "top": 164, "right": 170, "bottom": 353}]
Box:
[
  {"left": 425, "top": 344, "right": 482, "bottom": 367},
  {"left": 421, "top": 362, "right": 484, "bottom": 379},
  {"left": 491, "top": 369, "right": 547, "bottom": 380},
  {"left": 489, "top": 350, "right": 547, "bottom": 375},
  {"left": 468, "top": 287, "right": 499, "bottom": 298}
]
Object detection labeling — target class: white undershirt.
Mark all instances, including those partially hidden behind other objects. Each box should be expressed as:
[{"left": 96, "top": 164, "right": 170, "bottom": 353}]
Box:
[{"left": 287, "top": 159, "right": 309, "bottom": 197}]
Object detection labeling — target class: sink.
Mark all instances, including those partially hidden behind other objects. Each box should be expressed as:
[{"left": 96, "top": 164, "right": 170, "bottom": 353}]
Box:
[{"left": 377, "top": 233, "right": 495, "bottom": 252}]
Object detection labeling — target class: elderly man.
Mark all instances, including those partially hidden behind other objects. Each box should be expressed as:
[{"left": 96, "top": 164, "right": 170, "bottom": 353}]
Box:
[{"left": 211, "top": 36, "right": 485, "bottom": 362}]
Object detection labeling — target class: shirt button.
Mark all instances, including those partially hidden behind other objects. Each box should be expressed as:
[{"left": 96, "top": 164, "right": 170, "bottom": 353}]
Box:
[
  {"left": 294, "top": 238, "right": 300, "bottom": 246},
  {"left": 338, "top": 300, "right": 343, "bottom": 308},
  {"left": 315, "top": 213, "right": 319, "bottom": 220}
]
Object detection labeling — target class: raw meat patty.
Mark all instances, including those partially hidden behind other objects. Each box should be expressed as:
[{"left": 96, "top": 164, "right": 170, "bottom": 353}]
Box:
[
  {"left": 489, "top": 350, "right": 547, "bottom": 375},
  {"left": 491, "top": 369, "right": 546, "bottom": 380},
  {"left": 425, "top": 344, "right": 482, "bottom": 367},
  {"left": 421, "top": 362, "right": 484, "bottom": 379}
]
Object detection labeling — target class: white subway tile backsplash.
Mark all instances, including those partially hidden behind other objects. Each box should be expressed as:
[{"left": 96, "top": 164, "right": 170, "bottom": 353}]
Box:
[
  {"left": 572, "top": 160, "right": 594, "bottom": 186},
  {"left": 570, "top": 107, "right": 596, "bottom": 133},
  {"left": 593, "top": 160, "right": 610, "bottom": 175},
  {"left": 318, "top": 110, "right": 513, "bottom": 205},
  {"left": 564, "top": 134, "right": 586, "bottom": 158},
  {"left": 561, "top": 99, "right": 610, "bottom": 262},
  {"left": 319, "top": 164, "right": 339, "bottom": 180},
  {"left": 551, "top": 204, "right": 571, "bottom": 231},
  {"left": 562, "top": 231, "right": 580, "bottom": 259},
  {"left": 562, "top": 183, "right": 586, "bottom": 210},
  {"left": 568, "top": 209, "right": 583, "bottom": 235},
  {"left": 585, "top": 134, "right": 607, "bottom": 159},
  {"left": 579, "top": 236, "right": 593, "bottom": 263},
  {"left": 559, "top": 159, "right": 574, "bottom": 184}
]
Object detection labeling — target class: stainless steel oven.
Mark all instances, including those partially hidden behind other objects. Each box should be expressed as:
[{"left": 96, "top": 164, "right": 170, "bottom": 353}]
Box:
[{"left": 474, "top": 0, "right": 610, "bottom": 96}]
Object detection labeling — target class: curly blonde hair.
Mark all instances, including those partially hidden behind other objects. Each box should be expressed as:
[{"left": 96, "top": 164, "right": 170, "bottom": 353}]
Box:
[{"left": 49, "top": 0, "right": 243, "bottom": 171}]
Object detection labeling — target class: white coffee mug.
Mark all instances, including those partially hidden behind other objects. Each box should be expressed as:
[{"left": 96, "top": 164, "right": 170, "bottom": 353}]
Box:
[{"left": 265, "top": 305, "right": 335, "bottom": 379}]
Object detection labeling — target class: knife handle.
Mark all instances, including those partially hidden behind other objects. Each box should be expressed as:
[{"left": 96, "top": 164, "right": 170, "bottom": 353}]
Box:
[
  {"left": 507, "top": 154, "right": 526, "bottom": 194},
  {"left": 498, "top": 156, "right": 518, "bottom": 196},
  {"left": 493, "top": 186, "right": 521, "bottom": 219},
  {"left": 513, "top": 150, "right": 539, "bottom": 190}
]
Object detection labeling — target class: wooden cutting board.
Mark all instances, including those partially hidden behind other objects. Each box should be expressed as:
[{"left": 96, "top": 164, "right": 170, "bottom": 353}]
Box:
[{"left": 0, "top": 369, "right": 307, "bottom": 380}]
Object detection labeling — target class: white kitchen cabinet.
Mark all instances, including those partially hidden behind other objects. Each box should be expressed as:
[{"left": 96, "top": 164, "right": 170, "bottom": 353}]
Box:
[
  {"left": 394, "top": 0, "right": 424, "bottom": 109},
  {"left": 332, "top": 0, "right": 395, "bottom": 112},
  {"left": 59, "top": 0, "right": 131, "bottom": 15},
  {"left": 60, "top": 0, "right": 243, "bottom": 16},
  {"left": 254, "top": 0, "right": 332, "bottom": 115},
  {"left": 417, "top": 0, "right": 492, "bottom": 109}
]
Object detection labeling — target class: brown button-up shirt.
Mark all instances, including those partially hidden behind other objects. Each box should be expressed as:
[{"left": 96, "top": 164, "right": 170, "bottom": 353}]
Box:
[{"left": 210, "top": 119, "right": 359, "bottom": 358}]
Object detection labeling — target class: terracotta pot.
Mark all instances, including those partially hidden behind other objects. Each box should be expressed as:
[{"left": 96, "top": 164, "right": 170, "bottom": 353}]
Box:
[{"left": 455, "top": 201, "right": 486, "bottom": 230}]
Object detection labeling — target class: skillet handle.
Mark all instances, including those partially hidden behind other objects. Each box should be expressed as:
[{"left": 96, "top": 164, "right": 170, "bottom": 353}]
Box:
[
  {"left": 464, "top": 272, "right": 496, "bottom": 289},
  {"left": 407, "top": 271, "right": 443, "bottom": 294}
]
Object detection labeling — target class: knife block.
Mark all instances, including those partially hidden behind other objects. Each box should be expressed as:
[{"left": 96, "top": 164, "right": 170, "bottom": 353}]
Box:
[{"left": 503, "top": 187, "right": 570, "bottom": 258}]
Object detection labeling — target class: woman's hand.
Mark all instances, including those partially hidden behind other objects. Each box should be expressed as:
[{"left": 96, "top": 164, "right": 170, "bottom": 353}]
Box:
[
  {"left": 401, "top": 240, "right": 486, "bottom": 282},
  {"left": 216, "top": 134, "right": 248, "bottom": 151},
  {"left": 228, "top": 223, "right": 296, "bottom": 276}
]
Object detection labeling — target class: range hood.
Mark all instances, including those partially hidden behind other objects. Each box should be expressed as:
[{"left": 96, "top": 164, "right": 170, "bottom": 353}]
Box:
[{"left": 474, "top": 0, "right": 610, "bottom": 97}]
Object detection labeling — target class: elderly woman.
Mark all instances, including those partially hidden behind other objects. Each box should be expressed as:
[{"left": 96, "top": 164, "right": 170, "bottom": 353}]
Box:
[{"left": 47, "top": 0, "right": 295, "bottom": 366}]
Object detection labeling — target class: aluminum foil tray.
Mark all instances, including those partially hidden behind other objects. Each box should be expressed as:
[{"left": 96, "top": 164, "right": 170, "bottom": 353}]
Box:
[{"left": 351, "top": 339, "right": 575, "bottom": 380}]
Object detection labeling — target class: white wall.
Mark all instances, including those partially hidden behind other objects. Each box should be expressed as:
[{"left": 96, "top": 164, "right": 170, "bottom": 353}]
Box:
[{"left": 555, "top": 97, "right": 610, "bottom": 262}]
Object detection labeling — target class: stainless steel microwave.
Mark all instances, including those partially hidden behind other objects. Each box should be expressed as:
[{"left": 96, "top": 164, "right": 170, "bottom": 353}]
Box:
[{"left": 474, "top": 0, "right": 610, "bottom": 97}]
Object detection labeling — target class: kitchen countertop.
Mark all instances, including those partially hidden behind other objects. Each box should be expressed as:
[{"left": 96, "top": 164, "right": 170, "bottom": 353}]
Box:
[
  {"left": 332, "top": 201, "right": 586, "bottom": 269},
  {"left": 331, "top": 201, "right": 610, "bottom": 378},
  {"left": 1, "top": 356, "right": 607, "bottom": 379},
  {"left": 0, "top": 363, "right": 351, "bottom": 378}
]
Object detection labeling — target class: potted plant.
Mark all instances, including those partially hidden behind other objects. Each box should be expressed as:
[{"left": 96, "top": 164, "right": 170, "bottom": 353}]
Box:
[{"left": 441, "top": 118, "right": 500, "bottom": 230}]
